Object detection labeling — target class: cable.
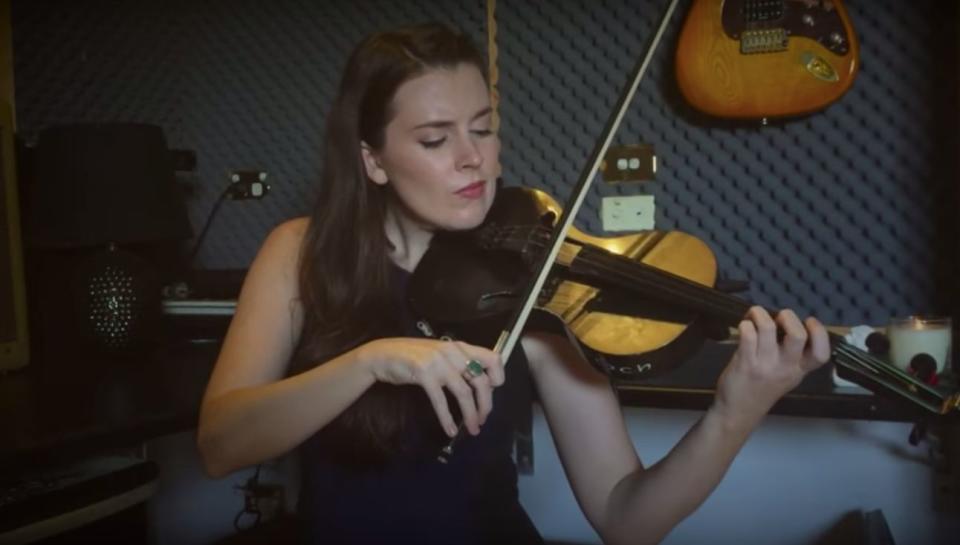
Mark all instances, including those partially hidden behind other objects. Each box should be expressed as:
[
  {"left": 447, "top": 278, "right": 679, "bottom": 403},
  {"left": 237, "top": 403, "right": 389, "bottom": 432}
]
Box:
[
  {"left": 187, "top": 183, "right": 233, "bottom": 264},
  {"left": 233, "top": 464, "right": 263, "bottom": 532},
  {"left": 187, "top": 172, "right": 271, "bottom": 265}
]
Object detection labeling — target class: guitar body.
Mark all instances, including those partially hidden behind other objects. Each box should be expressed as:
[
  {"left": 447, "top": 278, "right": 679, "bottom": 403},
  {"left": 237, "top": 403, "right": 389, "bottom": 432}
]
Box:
[{"left": 676, "top": 0, "right": 859, "bottom": 119}]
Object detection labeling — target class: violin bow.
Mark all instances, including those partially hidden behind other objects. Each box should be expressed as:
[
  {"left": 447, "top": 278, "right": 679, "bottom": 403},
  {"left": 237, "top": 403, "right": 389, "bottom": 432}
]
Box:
[
  {"left": 490, "top": 0, "right": 682, "bottom": 363},
  {"left": 439, "top": 0, "right": 683, "bottom": 462}
]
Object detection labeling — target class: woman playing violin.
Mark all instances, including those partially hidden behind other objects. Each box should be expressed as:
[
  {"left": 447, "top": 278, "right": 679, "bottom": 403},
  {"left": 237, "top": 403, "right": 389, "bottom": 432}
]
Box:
[{"left": 197, "top": 22, "right": 832, "bottom": 545}]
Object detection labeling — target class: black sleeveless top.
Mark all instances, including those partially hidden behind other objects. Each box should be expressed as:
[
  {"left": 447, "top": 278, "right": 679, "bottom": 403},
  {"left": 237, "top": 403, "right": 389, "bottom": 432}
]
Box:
[{"left": 296, "top": 266, "right": 544, "bottom": 545}]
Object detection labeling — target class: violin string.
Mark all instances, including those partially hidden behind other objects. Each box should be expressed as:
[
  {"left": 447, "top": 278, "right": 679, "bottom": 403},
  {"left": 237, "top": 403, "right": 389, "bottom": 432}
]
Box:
[
  {"left": 491, "top": 225, "right": 750, "bottom": 322},
  {"left": 488, "top": 225, "right": 947, "bottom": 409},
  {"left": 496, "top": 228, "right": 749, "bottom": 323},
  {"left": 489, "top": 228, "right": 925, "bottom": 371},
  {"left": 832, "top": 335, "right": 942, "bottom": 398},
  {"left": 568, "top": 246, "right": 922, "bottom": 390},
  {"left": 489, "top": 225, "right": 733, "bottom": 314},
  {"left": 603, "top": 252, "right": 942, "bottom": 407},
  {"left": 577, "top": 245, "right": 751, "bottom": 321},
  {"left": 543, "top": 274, "right": 941, "bottom": 408},
  {"left": 832, "top": 338, "right": 885, "bottom": 377},
  {"left": 833, "top": 342, "right": 945, "bottom": 412}
]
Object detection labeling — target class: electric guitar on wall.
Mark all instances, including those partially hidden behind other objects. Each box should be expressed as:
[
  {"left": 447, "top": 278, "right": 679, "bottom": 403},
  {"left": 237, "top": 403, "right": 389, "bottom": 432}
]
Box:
[{"left": 675, "top": 0, "right": 859, "bottom": 120}]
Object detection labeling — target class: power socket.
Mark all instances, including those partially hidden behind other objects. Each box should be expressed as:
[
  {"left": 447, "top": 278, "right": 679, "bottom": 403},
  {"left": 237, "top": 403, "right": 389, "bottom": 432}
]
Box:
[
  {"left": 228, "top": 170, "right": 271, "bottom": 200},
  {"left": 601, "top": 144, "right": 656, "bottom": 183}
]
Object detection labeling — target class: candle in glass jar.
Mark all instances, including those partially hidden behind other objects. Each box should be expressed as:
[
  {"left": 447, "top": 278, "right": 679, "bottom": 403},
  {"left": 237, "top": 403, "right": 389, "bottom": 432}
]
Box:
[{"left": 887, "top": 316, "right": 952, "bottom": 374}]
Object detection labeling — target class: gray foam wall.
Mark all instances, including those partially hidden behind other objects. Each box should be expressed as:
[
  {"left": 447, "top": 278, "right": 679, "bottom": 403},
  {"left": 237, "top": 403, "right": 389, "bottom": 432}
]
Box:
[{"left": 12, "top": 0, "right": 958, "bottom": 326}]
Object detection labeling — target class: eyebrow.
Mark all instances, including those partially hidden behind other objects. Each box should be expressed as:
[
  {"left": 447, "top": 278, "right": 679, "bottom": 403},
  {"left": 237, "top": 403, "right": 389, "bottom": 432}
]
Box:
[{"left": 411, "top": 107, "right": 493, "bottom": 130}]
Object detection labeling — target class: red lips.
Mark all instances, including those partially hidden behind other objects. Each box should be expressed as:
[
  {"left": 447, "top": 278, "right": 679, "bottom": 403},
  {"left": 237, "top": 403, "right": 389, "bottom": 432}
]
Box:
[{"left": 455, "top": 180, "right": 486, "bottom": 199}]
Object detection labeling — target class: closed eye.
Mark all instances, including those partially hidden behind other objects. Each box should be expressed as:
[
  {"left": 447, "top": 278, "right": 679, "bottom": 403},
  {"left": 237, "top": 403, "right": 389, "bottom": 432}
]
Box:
[{"left": 420, "top": 137, "right": 446, "bottom": 149}]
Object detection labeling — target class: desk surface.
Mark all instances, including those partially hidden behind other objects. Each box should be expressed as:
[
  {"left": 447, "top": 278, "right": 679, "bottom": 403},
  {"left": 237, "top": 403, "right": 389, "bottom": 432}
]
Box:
[{"left": 0, "top": 333, "right": 937, "bottom": 471}]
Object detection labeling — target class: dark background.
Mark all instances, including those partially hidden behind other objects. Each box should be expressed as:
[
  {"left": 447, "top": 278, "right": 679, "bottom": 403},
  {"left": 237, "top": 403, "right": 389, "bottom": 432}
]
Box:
[{"left": 10, "top": 0, "right": 958, "bottom": 327}]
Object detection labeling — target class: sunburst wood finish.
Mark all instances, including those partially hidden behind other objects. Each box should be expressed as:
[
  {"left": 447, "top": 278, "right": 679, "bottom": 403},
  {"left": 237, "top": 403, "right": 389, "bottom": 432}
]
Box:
[{"left": 676, "top": 0, "right": 859, "bottom": 119}]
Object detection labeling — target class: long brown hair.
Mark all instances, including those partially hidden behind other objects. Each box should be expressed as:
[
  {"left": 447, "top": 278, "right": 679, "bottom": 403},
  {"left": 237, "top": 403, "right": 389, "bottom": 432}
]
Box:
[{"left": 292, "top": 23, "right": 487, "bottom": 462}]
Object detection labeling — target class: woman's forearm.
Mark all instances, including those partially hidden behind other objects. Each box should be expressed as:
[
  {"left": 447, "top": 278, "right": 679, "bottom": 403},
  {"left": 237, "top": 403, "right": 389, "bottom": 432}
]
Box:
[
  {"left": 197, "top": 347, "right": 376, "bottom": 478},
  {"left": 601, "top": 406, "right": 757, "bottom": 545}
]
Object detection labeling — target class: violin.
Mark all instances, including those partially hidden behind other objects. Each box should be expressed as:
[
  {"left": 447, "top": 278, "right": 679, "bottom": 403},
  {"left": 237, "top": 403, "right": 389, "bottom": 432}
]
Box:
[
  {"left": 408, "top": 185, "right": 960, "bottom": 418},
  {"left": 410, "top": 185, "right": 721, "bottom": 379}
]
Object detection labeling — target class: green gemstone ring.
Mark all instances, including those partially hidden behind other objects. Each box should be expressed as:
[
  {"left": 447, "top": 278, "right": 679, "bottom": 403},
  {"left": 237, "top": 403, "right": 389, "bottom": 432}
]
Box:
[{"left": 464, "top": 359, "right": 485, "bottom": 379}]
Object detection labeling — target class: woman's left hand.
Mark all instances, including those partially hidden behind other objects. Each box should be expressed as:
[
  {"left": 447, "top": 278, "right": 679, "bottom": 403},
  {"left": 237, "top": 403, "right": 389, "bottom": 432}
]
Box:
[{"left": 713, "top": 306, "right": 832, "bottom": 430}]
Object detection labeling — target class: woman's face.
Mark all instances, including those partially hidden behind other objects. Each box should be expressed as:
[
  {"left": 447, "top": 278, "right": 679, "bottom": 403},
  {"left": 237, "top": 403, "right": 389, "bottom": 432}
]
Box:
[{"left": 361, "top": 63, "right": 500, "bottom": 232}]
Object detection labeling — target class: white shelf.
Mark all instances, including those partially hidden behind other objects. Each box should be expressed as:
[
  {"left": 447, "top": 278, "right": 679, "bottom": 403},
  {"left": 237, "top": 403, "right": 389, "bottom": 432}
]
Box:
[{"left": 161, "top": 300, "right": 237, "bottom": 316}]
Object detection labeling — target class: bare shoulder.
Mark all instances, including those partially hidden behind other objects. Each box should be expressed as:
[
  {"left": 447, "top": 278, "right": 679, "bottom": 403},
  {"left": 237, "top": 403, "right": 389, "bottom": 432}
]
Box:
[
  {"left": 253, "top": 217, "right": 310, "bottom": 273},
  {"left": 273, "top": 216, "right": 309, "bottom": 238},
  {"left": 231, "top": 216, "right": 311, "bottom": 313},
  {"left": 264, "top": 216, "right": 309, "bottom": 253}
]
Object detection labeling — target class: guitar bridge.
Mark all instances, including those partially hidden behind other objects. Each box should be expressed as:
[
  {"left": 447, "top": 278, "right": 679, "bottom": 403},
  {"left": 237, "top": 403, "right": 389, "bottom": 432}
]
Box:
[{"left": 740, "top": 28, "right": 788, "bottom": 54}]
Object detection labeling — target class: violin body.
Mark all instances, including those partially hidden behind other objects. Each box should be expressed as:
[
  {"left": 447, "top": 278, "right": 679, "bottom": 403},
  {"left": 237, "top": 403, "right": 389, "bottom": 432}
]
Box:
[{"left": 409, "top": 187, "right": 719, "bottom": 379}]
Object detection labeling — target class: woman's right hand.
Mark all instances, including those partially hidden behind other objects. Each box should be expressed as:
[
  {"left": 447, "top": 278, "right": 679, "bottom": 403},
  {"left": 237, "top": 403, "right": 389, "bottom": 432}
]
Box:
[{"left": 359, "top": 338, "right": 504, "bottom": 438}]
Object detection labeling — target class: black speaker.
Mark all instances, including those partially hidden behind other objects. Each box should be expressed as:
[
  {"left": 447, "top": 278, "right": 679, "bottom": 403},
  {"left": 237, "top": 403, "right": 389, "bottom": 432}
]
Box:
[
  {"left": 19, "top": 123, "right": 193, "bottom": 360},
  {"left": 0, "top": 102, "right": 29, "bottom": 372}
]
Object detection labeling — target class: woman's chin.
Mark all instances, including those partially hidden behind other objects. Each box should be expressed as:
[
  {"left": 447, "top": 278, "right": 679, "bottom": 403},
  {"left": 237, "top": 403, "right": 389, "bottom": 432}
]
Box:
[
  {"left": 443, "top": 200, "right": 493, "bottom": 231},
  {"left": 442, "top": 214, "right": 485, "bottom": 232}
]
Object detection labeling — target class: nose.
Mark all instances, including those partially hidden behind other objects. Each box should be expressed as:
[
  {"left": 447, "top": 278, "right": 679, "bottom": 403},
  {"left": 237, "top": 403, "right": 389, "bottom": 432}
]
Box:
[{"left": 455, "top": 134, "right": 483, "bottom": 171}]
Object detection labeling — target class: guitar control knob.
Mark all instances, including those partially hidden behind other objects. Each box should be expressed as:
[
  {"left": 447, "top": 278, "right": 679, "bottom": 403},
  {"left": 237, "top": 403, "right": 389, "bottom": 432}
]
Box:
[
  {"left": 802, "top": 14, "right": 815, "bottom": 26},
  {"left": 830, "top": 32, "right": 844, "bottom": 46}
]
